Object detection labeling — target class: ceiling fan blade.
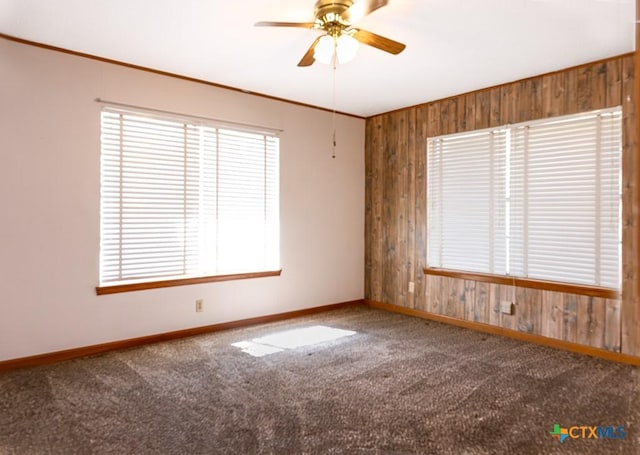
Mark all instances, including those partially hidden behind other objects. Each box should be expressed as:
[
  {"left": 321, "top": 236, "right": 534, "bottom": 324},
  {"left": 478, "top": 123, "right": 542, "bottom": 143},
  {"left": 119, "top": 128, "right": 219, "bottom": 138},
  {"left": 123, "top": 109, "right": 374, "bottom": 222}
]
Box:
[
  {"left": 254, "top": 21, "right": 315, "bottom": 28},
  {"left": 343, "top": 0, "right": 389, "bottom": 23},
  {"left": 352, "top": 28, "right": 405, "bottom": 55},
  {"left": 298, "top": 36, "right": 322, "bottom": 67}
]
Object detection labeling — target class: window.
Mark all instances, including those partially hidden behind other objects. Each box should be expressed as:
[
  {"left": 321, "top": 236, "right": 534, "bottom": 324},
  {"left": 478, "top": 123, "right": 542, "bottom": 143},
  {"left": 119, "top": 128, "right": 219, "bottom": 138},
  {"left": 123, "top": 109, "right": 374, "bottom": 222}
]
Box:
[
  {"left": 427, "top": 107, "right": 621, "bottom": 289},
  {"left": 99, "top": 107, "right": 280, "bottom": 287}
]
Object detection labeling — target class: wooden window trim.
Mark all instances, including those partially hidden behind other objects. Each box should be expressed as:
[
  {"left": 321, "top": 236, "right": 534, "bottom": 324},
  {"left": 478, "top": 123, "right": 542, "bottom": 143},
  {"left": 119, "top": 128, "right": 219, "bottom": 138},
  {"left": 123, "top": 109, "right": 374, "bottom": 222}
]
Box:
[
  {"left": 96, "top": 270, "right": 282, "bottom": 295},
  {"left": 423, "top": 268, "right": 619, "bottom": 299}
]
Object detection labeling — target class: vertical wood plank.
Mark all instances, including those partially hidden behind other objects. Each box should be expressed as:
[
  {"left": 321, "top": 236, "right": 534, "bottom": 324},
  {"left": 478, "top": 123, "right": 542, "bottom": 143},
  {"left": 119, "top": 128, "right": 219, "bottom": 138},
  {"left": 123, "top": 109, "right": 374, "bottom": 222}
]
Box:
[
  {"left": 397, "top": 111, "right": 409, "bottom": 308},
  {"left": 500, "top": 284, "right": 516, "bottom": 331},
  {"left": 564, "top": 68, "right": 579, "bottom": 116},
  {"left": 427, "top": 101, "right": 440, "bottom": 138},
  {"left": 489, "top": 87, "right": 502, "bottom": 128},
  {"left": 439, "top": 100, "right": 450, "bottom": 136},
  {"left": 577, "top": 63, "right": 607, "bottom": 112},
  {"left": 414, "top": 105, "right": 428, "bottom": 311},
  {"left": 463, "top": 92, "right": 476, "bottom": 133},
  {"left": 456, "top": 94, "right": 467, "bottom": 132},
  {"left": 622, "top": 54, "right": 640, "bottom": 355},
  {"left": 541, "top": 291, "right": 564, "bottom": 340},
  {"left": 542, "top": 71, "right": 565, "bottom": 118},
  {"left": 604, "top": 299, "right": 621, "bottom": 352},
  {"left": 445, "top": 98, "right": 458, "bottom": 135},
  {"left": 500, "top": 83, "right": 516, "bottom": 125},
  {"left": 605, "top": 58, "right": 622, "bottom": 108},
  {"left": 443, "top": 277, "right": 457, "bottom": 317},
  {"left": 475, "top": 89, "right": 491, "bottom": 130},
  {"left": 442, "top": 276, "right": 452, "bottom": 317},
  {"left": 455, "top": 278, "right": 467, "bottom": 319},
  {"left": 516, "top": 288, "right": 541, "bottom": 334},
  {"left": 516, "top": 78, "right": 543, "bottom": 123},
  {"left": 488, "top": 283, "right": 501, "bottom": 326},
  {"left": 464, "top": 280, "right": 476, "bottom": 321},
  {"left": 381, "top": 114, "right": 397, "bottom": 305},
  {"left": 406, "top": 109, "right": 417, "bottom": 309},
  {"left": 634, "top": 16, "right": 640, "bottom": 357},
  {"left": 577, "top": 296, "right": 606, "bottom": 349},
  {"left": 364, "top": 120, "right": 372, "bottom": 299},
  {"left": 426, "top": 275, "right": 443, "bottom": 315},
  {"left": 365, "top": 116, "right": 384, "bottom": 302},
  {"left": 562, "top": 293, "right": 578, "bottom": 344},
  {"left": 474, "top": 281, "right": 489, "bottom": 323}
]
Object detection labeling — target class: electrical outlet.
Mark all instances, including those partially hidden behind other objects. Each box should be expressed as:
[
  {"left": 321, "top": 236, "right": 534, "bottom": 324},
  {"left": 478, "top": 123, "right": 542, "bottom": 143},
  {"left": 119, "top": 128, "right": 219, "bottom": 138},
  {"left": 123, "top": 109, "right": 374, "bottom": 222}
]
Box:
[
  {"left": 195, "top": 299, "right": 204, "bottom": 313},
  {"left": 408, "top": 282, "right": 415, "bottom": 293},
  {"left": 500, "top": 301, "right": 515, "bottom": 315}
]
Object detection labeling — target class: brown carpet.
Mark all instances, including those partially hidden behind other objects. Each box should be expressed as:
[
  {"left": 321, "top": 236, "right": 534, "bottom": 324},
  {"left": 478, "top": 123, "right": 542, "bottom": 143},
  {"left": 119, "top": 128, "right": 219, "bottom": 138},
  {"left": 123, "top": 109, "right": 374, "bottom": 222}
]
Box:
[{"left": 0, "top": 306, "right": 638, "bottom": 454}]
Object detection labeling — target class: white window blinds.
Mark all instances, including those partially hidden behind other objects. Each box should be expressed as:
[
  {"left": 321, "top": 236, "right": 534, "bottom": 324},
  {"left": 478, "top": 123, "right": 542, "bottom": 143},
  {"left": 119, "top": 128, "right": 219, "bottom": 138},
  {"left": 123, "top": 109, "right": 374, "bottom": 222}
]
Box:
[
  {"left": 427, "top": 129, "right": 507, "bottom": 274},
  {"left": 100, "top": 108, "right": 280, "bottom": 285},
  {"left": 427, "top": 107, "right": 621, "bottom": 289}
]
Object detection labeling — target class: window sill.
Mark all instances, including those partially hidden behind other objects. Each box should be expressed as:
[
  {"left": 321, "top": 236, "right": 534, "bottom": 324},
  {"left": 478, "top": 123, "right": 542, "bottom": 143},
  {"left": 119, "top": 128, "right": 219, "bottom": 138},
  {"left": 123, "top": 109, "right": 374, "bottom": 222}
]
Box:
[
  {"left": 422, "top": 268, "right": 619, "bottom": 299},
  {"left": 96, "top": 270, "right": 282, "bottom": 295}
]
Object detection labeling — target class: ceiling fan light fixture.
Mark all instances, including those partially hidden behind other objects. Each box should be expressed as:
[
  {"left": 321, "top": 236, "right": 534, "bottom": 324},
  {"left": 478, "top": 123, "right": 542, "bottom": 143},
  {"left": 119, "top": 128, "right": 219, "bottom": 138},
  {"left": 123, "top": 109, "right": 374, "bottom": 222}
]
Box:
[
  {"left": 313, "top": 34, "right": 336, "bottom": 64},
  {"left": 313, "top": 33, "right": 359, "bottom": 66},
  {"left": 336, "top": 33, "right": 359, "bottom": 64}
]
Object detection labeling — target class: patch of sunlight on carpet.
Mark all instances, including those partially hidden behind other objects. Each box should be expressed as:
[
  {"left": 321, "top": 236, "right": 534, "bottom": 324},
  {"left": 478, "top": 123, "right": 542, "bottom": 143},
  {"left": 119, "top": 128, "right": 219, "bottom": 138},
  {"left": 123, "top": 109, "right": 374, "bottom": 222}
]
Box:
[{"left": 232, "top": 325, "right": 357, "bottom": 357}]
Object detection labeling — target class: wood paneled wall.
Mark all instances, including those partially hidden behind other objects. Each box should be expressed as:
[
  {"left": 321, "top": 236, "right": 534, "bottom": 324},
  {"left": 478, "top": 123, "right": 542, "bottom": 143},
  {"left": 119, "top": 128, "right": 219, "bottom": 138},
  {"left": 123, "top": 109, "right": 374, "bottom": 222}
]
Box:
[{"left": 365, "top": 54, "right": 640, "bottom": 356}]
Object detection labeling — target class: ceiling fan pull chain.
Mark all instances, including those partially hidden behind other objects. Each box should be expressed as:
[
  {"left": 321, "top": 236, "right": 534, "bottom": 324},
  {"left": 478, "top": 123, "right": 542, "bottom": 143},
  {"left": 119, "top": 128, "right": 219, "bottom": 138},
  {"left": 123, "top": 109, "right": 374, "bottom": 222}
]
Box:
[{"left": 332, "top": 55, "right": 337, "bottom": 159}]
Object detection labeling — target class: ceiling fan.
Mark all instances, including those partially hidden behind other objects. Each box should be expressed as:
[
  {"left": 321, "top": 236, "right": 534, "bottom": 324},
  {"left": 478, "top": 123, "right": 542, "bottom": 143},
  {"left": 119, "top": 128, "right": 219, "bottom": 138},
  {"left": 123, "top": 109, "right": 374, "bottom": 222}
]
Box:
[{"left": 255, "top": 0, "right": 406, "bottom": 66}]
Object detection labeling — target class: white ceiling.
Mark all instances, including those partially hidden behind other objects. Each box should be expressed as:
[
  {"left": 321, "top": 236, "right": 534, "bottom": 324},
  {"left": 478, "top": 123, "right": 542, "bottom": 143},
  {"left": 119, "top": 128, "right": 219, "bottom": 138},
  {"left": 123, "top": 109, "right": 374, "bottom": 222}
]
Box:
[{"left": 0, "top": 0, "right": 635, "bottom": 117}]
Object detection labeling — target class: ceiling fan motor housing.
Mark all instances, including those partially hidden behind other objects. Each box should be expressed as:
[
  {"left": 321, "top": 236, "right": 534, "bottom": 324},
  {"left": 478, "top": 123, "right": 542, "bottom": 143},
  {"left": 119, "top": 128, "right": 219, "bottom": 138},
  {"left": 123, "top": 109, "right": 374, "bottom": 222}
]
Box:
[{"left": 314, "top": 0, "right": 354, "bottom": 35}]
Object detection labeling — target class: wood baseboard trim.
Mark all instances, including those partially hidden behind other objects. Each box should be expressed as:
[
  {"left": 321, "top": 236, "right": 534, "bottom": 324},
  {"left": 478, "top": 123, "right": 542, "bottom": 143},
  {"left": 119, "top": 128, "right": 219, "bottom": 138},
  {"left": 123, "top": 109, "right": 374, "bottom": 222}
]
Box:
[
  {"left": 366, "top": 300, "right": 640, "bottom": 366},
  {"left": 0, "top": 299, "right": 365, "bottom": 373}
]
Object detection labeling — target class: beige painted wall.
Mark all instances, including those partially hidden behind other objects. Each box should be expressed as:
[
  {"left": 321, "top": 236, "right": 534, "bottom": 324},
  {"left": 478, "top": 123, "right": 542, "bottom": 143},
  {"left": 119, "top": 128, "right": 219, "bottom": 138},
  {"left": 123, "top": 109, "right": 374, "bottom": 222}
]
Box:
[{"left": 0, "top": 39, "right": 365, "bottom": 361}]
